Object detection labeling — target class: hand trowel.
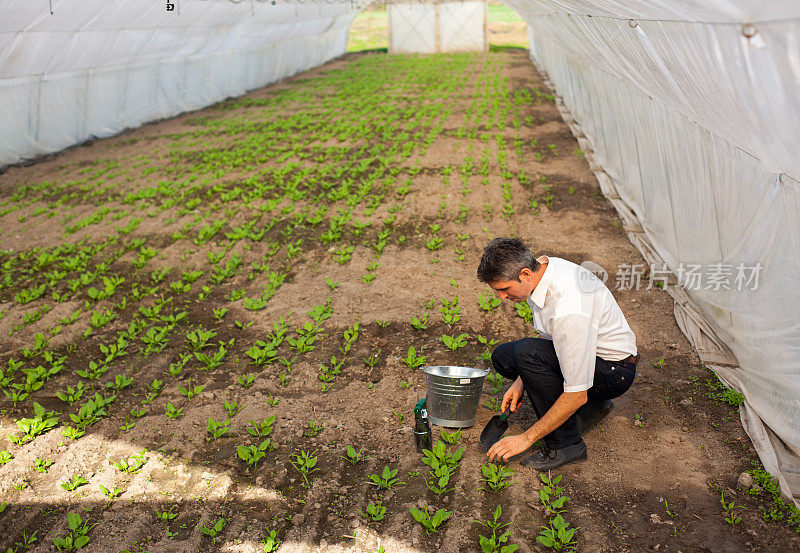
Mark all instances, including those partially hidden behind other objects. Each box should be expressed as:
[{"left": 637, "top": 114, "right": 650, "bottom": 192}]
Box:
[{"left": 479, "top": 408, "right": 512, "bottom": 452}]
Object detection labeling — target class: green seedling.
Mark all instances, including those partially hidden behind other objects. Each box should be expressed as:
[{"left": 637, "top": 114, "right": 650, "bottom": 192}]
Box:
[
  {"left": 200, "top": 517, "right": 226, "bottom": 542},
  {"left": 61, "top": 427, "right": 84, "bottom": 440},
  {"left": 12, "top": 480, "right": 28, "bottom": 491},
  {"left": 165, "top": 402, "right": 183, "bottom": 419},
  {"left": 178, "top": 381, "right": 204, "bottom": 400},
  {"left": 426, "top": 237, "right": 443, "bottom": 251},
  {"left": 514, "top": 301, "right": 533, "bottom": 323},
  {"left": 539, "top": 471, "right": 570, "bottom": 515},
  {"left": 263, "top": 529, "right": 282, "bottom": 552},
  {"left": 266, "top": 395, "right": 279, "bottom": 407},
  {"left": 480, "top": 463, "right": 514, "bottom": 492},
  {"left": 364, "top": 351, "right": 381, "bottom": 368},
  {"left": 475, "top": 505, "right": 518, "bottom": 553},
  {"left": 305, "top": 415, "right": 324, "bottom": 437},
  {"left": 167, "top": 354, "right": 191, "bottom": 377},
  {"left": 439, "top": 333, "right": 469, "bottom": 351},
  {"left": 325, "top": 277, "right": 340, "bottom": 290},
  {"left": 33, "top": 457, "right": 54, "bottom": 473},
  {"left": 238, "top": 373, "right": 256, "bottom": 388},
  {"left": 0, "top": 450, "right": 13, "bottom": 465},
  {"left": 664, "top": 498, "right": 676, "bottom": 518},
  {"left": 440, "top": 296, "right": 461, "bottom": 326},
  {"left": 536, "top": 514, "right": 578, "bottom": 551},
  {"left": 369, "top": 465, "right": 404, "bottom": 490},
  {"left": 720, "top": 491, "right": 743, "bottom": 524},
  {"left": 426, "top": 468, "right": 456, "bottom": 496},
  {"left": 14, "top": 528, "right": 38, "bottom": 549},
  {"left": 113, "top": 451, "right": 147, "bottom": 474},
  {"left": 402, "top": 346, "right": 426, "bottom": 368},
  {"left": 342, "top": 445, "right": 364, "bottom": 465},
  {"left": 440, "top": 428, "right": 462, "bottom": 444},
  {"left": 410, "top": 313, "right": 428, "bottom": 330},
  {"left": 60, "top": 474, "right": 89, "bottom": 492},
  {"left": 392, "top": 409, "right": 405, "bottom": 424},
  {"left": 359, "top": 501, "right": 387, "bottom": 522},
  {"left": 247, "top": 416, "right": 276, "bottom": 438},
  {"left": 290, "top": 449, "right": 319, "bottom": 487},
  {"left": 119, "top": 420, "right": 135, "bottom": 432},
  {"left": 195, "top": 342, "right": 228, "bottom": 370},
  {"left": 207, "top": 417, "right": 231, "bottom": 440},
  {"left": 477, "top": 335, "right": 500, "bottom": 362},
  {"left": 107, "top": 374, "right": 134, "bottom": 391},
  {"left": 409, "top": 507, "right": 452, "bottom": 534},
  {"left": 224, "top": 399, "right": 242, "bottom": 417},
  {"left": 478, "top": 290, "right": 502, "bottom": 312},
  {"left": 155, "top": 505, "right": 177, "bottom": 522},
  {"left": 14, "top": 402, "right": 60, "bottom": 443},
  {"left": 99, "top": 484, "right": 123, "bottom": 499},
  {"left": 56, "top": 382, "right": 86, "bottom": 406},
  {"left": 236, "top": 439, "right": 272, "bottom": 472},
  {"left": 52, "top": 512, "right": 96, "bottom": 551},
  {"left": 213, "top": 307, "right": 229, "bottom": 321}
]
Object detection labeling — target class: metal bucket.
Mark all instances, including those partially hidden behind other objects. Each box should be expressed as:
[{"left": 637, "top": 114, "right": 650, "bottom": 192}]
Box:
[{"left": 423, "top": 365, "right": 489, "bottom": 428}]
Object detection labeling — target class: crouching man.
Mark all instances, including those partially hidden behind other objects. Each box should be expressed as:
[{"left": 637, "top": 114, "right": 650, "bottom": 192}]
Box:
[{"left": 478, "top": 237, "right": 640, "bottom": 470}]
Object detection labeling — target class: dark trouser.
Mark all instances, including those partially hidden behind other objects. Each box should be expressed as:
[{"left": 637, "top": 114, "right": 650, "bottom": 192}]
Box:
[{"left": 491, "top": 338, "right": 636, "bottom": 450}]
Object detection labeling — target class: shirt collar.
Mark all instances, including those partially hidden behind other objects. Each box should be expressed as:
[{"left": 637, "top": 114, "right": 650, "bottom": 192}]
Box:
[{"left": 528, "top": 255, "right": 551, "bottom": 308}]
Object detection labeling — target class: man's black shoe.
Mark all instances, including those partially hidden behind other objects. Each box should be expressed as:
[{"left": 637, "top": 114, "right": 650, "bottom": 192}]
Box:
[
  {"left": 520, "top": 442, "right": 587, "bottom": 470},
  {"left": 576, "top": 399, "right": 614, "bottom": 435}
]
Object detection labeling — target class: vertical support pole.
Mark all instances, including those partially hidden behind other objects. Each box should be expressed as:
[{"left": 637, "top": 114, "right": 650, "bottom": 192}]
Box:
[{"left": 434, "top": 2, "right": 441, "bottom": 53}]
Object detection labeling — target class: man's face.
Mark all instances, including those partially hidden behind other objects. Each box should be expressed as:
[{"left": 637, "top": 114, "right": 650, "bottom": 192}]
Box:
[{"left": 488, "top": 268, "right": 536, "bottom": 302}]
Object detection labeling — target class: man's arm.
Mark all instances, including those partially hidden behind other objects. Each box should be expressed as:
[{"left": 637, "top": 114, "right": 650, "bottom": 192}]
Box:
[{"left": 487, "top": 390, "right": 587, "bottom": 462}]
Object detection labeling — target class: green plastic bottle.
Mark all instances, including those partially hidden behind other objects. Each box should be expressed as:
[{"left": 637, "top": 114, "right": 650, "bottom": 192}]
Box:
[{"left": 413, "top": 397, "right": 432, "bottom": 452}]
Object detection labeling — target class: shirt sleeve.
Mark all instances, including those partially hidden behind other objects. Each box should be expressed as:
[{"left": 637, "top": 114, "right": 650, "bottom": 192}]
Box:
[{"left": 551, "top": 312, "right": 598, "bottom": 393}]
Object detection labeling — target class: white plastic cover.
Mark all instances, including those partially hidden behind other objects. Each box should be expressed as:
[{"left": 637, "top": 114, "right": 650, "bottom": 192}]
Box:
[
  {"left": 388, "top": 1, "right": 487, "bottom": 54},
  {"left": 504, "top": 0, "right": 800, "bottom": 501},
  {"left": 0, "top": 0, "right": 366, "bottom": 167}
]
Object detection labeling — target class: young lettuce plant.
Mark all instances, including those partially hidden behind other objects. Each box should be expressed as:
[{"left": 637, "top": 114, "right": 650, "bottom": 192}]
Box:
[
  {"left": 207, "top": 417, "right": 231, "bottom": 440},
  {"left": 409, "top": 507, "right": 452, "bottom": 534},
  {"left": 369, "top": 465, "right": 404, "bottom": 490},
  {"left": 480, "top": 462, "right": 514, "bottom": 492},
  {"left": 358, "top": 501, "right": 387, "bottom": 522},
  {"left": 402, "top": 346, "right": 426, "bottom": 369},
  {"left": 439, "top": 333, "right": 469, "bottom": 351},
  {"left": 289, "top": 449, "right": 319, "bottom": 487},
  {"left": 342, "top": 445, "right": 364, "bottom": 465},
  {"left": 246, "top": 415, "right": 275, "bottom": 438},
  {"left": 52, "top": 512, "right": 96, "bottom": 551},
  {"left": 237, "top": 439, "right": 272, "bottom": 472},
  {"left": 475, "top": 505, "right": 518, "bottom": 553}
]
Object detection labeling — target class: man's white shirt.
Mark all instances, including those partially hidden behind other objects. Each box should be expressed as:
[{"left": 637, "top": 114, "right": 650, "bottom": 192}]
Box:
[{"left": 526, "top": 256, "right": 637, "bottom": 393}]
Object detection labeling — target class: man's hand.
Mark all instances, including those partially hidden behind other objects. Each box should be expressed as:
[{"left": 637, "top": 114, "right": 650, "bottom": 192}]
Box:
[
  {"left": 502, "top": 377, "right": 524, "bottom": 412},
  {"left": 487, "top": 432, "right": 534, "bottom": 462}
]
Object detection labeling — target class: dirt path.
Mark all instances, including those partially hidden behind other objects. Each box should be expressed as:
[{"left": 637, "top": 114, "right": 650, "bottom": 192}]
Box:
[{"left": 0, "top": 50, "right": 797, "bottom": 553}]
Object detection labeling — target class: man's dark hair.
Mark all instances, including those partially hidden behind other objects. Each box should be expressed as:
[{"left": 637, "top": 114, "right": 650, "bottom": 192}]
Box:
[{"left": 477, "top": 237, "right": 540, "bottom": 283}]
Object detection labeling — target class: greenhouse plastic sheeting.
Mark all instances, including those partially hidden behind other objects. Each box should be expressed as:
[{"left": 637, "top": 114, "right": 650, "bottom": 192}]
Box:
[
  {"left": 0, "top": 0, "right": 366, "bottom": 167},
  {"left": 504, "top": 0, "right": 800, "bottom": 501}
]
